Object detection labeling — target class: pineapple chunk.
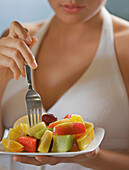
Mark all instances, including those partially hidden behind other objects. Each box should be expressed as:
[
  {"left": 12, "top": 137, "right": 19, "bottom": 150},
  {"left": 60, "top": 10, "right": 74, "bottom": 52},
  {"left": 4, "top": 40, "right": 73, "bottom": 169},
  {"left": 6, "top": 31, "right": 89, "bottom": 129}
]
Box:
[
  {"left": 76, "top": 127, "right": 95, "bottom": 150},
  {"left": 84, "top": 122, "right": 94, "bottom": 129},
  {"left": 70, "top": 114, "right": 84, "bottom": 124},
  {"left": 38, "top": 130, "right": 52, "bottom": 153}
]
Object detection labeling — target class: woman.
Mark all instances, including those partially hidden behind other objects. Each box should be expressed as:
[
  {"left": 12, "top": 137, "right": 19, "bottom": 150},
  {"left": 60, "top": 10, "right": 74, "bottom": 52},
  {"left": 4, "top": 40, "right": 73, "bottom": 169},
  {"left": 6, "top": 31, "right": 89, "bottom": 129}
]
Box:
[{"left": 0, "top": 0, "right": 129, "bottom": 169}]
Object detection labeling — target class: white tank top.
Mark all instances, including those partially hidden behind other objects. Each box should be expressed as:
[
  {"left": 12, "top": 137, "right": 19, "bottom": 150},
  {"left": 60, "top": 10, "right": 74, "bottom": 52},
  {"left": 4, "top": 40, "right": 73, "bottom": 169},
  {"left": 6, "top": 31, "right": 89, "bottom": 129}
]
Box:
[{"left": 1, "top": 7, "right": 129, "bottom": 170}]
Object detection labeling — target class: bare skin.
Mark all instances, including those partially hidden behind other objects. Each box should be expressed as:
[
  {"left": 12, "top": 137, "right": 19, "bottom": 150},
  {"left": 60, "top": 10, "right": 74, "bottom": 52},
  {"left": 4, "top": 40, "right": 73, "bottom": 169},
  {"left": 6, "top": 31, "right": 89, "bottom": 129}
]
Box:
[{"left": 0, "top": 1, "right": 129, "bottom": 169}]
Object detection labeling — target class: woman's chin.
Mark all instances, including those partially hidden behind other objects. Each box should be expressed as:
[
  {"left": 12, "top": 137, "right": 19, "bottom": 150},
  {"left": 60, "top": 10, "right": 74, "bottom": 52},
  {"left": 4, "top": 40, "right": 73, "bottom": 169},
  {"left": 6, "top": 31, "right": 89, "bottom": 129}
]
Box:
[{"left": 58, "top": 16, "right": 86, "bottom": 25}]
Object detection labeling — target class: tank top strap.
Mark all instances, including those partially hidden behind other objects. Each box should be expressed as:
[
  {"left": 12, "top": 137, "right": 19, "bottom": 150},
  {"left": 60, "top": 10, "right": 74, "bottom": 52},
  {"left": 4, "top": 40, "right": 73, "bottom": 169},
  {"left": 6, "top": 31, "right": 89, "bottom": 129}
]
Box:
[
  {"left": 97, "top": 7, "right": 115, "bottom": 57},
  {"left": 98, "top": 7, "right": 128, "bottom": 101}
]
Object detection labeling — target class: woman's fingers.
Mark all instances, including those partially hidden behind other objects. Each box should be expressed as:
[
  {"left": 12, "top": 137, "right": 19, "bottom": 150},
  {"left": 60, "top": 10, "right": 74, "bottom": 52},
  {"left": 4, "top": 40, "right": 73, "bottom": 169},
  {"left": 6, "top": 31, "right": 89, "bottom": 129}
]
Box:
[
  {"left": 35, "top": 156, "right": 72, "bottom": 165},
  {"left": 13, "top": 156, "right": 43, "bottom": 166},
  {"left": 0, "top": 53, "right": 21, "bottom": 80},
  {"left": 0, "top": 37, "right": 38, "bottom": 69},
  {"left": 9, "top": 21, "right": 32, "bottom": 45},
  {"left": 0, "top": 46, "right": 26, "bottom": 78},
  {"left": 0, "top": 21, "right": 38, "bottom": 81},
  {"left": 29, "top": 36, "right": 38, "bottom": 50}
]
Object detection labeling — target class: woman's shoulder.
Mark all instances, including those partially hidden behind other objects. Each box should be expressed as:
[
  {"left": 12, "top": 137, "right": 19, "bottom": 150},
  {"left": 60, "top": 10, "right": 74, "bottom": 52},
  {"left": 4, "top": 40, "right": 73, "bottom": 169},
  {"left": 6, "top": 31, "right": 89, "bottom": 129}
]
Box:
[
  {"left": 112, "top": 15, "right": 129, "bottom": 94},
  {"left": 112, "top": 15, "right": 129, "bottom": 47},
  {"left": 112, "top": 15, "right": 129, "bottom": 58}
]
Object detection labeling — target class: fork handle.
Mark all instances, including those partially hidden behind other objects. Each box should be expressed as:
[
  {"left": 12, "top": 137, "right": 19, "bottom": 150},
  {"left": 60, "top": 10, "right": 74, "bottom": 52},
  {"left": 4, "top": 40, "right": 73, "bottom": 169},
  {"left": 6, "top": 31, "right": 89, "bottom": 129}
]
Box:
[{"left": 25, "top": 65, "right": 33, "bottom": 90}]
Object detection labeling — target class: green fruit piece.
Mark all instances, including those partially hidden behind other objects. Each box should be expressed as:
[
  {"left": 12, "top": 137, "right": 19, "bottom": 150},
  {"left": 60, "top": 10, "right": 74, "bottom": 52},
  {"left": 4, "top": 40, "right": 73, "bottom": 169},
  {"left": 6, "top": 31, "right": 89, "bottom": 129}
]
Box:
[
  {"left": 76, "top": 127, "right": 95, "bottom": 150},
  {"left": 38, "top": 130, "right": 53, "bottom": 153},
  {"left": 34, "top": 128, "right": 53, "bottom": 139},
  {"left": 51, "top": 135, "right": 75, "bottom": 152},
  {"left": 26, "top": 122, "right": 46, "bottom": 136}
]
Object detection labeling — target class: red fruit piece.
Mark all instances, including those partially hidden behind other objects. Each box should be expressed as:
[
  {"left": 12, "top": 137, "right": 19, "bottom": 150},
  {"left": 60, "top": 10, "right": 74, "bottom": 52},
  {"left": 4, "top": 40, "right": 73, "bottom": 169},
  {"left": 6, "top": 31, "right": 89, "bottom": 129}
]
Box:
[
  {"left": 64, "top": 114, "right": 71, "bottom": 119},
  {"left": 18, "top": 136, "right": 37, "bottom": 152},
  {"left": 42, "top": 114, "right": 57, "bottom": 125},
  {"left": 53, "top": 122, "right": 86, "bottom": 135},
  {"left": 70, "top": 142, "right": 79, "bottom": 152}
]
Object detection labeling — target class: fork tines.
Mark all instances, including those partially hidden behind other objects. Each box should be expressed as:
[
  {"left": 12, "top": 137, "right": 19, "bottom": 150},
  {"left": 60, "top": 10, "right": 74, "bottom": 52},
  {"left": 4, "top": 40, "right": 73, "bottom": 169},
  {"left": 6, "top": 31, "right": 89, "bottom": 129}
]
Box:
[{"left": 25, "top": 90, "right": 42, "bottom": 127}]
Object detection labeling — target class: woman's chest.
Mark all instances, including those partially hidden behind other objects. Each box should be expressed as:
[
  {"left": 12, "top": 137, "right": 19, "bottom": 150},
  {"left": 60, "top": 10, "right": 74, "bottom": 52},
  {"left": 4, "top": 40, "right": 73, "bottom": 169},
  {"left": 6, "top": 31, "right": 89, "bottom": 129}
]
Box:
[{"left": 33, "top": 40, "right": 98, "bottom": 111}]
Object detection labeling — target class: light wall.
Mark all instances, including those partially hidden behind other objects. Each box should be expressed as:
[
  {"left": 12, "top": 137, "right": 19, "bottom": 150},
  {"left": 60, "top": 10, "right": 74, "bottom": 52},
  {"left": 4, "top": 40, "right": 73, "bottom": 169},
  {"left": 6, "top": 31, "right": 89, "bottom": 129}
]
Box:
[{"left": 0, "top": 0, "right": 129, "bottom": 35}]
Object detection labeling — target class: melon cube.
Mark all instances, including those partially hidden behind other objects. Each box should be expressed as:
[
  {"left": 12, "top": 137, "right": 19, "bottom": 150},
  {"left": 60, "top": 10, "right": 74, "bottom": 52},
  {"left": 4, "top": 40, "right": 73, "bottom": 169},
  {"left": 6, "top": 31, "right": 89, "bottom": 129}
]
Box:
[
  {"left": 26, "top": 122, "right": 46, "bottom": 136},
  {"left": 51, "top": 135, "right": 75, "bottom": 152},
  {"left": 34, "top": 128, "right": 53, "bottom": 139}
]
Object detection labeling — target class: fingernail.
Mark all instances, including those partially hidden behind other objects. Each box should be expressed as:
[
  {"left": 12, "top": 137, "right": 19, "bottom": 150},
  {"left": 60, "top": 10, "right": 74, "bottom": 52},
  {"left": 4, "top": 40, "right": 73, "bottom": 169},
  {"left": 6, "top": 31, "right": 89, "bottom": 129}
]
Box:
[
  {"left": 32, "top": 60, "right": 38, "bottom": 69},
  {"left": 36, "top": 157, "right": 41, "bottom": 161},
  {"left": 22, "top": 72, "right": 26, "bottom": 78},
  {"left": 13, "top": 157, "right": 17, "bottom": 162},
  {"left": 15, "top": 76, "right": 19, "bottom": 80},
  {"left": 26, "top": 36, "right": 32, "bottom": 44}
]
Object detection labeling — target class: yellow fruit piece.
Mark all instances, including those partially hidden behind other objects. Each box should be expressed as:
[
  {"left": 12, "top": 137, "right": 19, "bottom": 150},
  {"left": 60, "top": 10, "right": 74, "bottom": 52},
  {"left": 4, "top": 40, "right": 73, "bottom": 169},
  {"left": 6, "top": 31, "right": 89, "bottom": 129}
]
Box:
[
  {"left": 2, "top": 139, "right": 24, "bottom": 152},
  {"left": 27, "top": 122, "right": 46, "bottom": 136},
  {"left": 14, "top": 123, "right": 29, "bottom": 136},
  {"left": 38, "top": 130, "right": 52, "bottom": 153},
  {"left": 8, "top": 128, "right": 21, "bottom": 141},
  {"left": 70, "top": 114, "right": 84, "bottom": 124},
  {"left": 13, "top": 115, "right": 29, "bottom": 128},
  {"left": 13, "top": 113, "right": 46, "bottom": 128},
  {"left": 84, "top": 122, "right": 94, "bottom": 129},
  {"left": 76, "top": 127, "right": 95, "bottom": 150}
]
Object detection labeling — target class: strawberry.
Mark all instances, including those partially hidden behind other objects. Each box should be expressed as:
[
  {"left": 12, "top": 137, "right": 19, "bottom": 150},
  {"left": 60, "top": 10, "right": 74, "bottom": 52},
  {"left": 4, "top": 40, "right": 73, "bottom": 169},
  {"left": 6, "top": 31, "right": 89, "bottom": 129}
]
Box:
[{"left": 64, "top": 114, "right": 72, "bottom": 119}]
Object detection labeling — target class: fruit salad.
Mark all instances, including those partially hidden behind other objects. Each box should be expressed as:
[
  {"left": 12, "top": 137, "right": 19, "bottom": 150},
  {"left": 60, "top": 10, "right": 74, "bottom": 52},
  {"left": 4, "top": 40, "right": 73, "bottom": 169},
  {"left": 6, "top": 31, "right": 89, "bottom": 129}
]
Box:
[{"left": 2, "top": 113, "right": 95, "bottom": 153}]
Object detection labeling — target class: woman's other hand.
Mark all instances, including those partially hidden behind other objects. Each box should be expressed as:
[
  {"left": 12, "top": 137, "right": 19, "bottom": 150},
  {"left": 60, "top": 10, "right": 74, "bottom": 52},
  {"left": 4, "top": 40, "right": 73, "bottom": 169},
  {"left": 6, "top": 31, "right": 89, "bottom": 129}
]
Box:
[
  {"left": 13, "top": 148, "right": 99, "bottom": 167},
  {"left": 0, "top": 21, "right": 38, "bottom": 81}
]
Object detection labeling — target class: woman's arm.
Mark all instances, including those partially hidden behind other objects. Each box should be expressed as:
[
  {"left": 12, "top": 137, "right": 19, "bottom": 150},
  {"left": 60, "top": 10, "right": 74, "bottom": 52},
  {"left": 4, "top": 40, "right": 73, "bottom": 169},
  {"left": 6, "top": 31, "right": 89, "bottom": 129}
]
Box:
[
  {"left": 84, "top": 149, "right": 129, "bottom": 170},
  {"left": 0, "top": 80, "right": 8, "bottom": 140}
]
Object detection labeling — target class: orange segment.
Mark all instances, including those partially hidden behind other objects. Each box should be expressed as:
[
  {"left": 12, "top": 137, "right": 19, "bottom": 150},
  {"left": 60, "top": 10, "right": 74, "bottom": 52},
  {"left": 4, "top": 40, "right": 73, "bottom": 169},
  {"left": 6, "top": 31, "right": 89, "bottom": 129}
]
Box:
[
  {"left": 8, "top": 128, "right": 21, "bottom": 141},
  {"left": 2, "top": 139, "right": 24, "bottom": 152},
  {"left": 14, "top": 123, "right": 29, "bottom": 136},
  {"left": 13, "top": 113, "right": 46, "bottom": 128},
  {"left": 13, "top": 115, "right": 29, "bottom": 128},
  {"left": 8, "top": 123, "right": 29, "bottom": 141}
]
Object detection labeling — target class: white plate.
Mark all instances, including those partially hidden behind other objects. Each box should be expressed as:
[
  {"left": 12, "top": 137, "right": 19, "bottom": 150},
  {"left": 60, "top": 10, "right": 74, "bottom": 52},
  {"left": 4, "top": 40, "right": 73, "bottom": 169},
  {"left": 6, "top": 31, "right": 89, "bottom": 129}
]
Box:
[{"left": 0, "top": 127, "right": 105, "bottom": 157}]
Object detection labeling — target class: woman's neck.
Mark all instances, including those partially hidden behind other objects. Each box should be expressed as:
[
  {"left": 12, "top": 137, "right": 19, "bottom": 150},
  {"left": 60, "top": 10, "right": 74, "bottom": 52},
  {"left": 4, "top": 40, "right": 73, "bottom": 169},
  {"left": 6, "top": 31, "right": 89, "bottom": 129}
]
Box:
[{"left": 49, "top": 9, "right": 103, "bottom": 45}]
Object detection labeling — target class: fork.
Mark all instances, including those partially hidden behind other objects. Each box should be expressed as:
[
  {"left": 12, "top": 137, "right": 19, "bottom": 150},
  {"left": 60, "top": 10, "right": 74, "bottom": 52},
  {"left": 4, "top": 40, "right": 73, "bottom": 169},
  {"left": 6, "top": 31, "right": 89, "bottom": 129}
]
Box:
[{"left": 25, "top": 65, "right": 42, "bottom": 127}]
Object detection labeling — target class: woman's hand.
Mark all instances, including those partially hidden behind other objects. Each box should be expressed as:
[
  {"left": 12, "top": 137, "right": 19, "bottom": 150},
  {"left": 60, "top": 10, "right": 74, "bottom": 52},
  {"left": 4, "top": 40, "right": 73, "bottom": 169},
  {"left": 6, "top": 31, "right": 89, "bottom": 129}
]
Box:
[
  {"left": 13, "top": 149, "right": 99, "bottom": 167},
  {"left": 0, "top": 21, "right": 38, "bottom": 82}
]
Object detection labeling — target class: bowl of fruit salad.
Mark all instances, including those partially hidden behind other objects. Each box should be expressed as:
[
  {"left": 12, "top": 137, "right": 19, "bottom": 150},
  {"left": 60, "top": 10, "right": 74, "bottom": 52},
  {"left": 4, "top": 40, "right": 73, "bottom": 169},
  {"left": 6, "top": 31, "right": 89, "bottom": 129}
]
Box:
[{"left": 0, "top": 113, "right": 105, "bottom": 157}]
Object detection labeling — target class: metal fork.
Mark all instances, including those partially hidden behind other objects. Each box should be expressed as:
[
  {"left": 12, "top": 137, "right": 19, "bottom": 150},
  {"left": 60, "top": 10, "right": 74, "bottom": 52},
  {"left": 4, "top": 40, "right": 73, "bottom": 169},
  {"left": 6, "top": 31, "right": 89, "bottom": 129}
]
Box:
[{"left": 25, "top": 65, "right": 42, "bottom": 127}]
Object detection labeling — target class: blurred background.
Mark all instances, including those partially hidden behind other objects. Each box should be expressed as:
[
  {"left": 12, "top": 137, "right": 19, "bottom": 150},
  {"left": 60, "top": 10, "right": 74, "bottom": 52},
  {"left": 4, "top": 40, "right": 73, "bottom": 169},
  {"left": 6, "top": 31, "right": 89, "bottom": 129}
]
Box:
[{"left": 0, "top": 0, "right": 129, "bottom": 36}]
